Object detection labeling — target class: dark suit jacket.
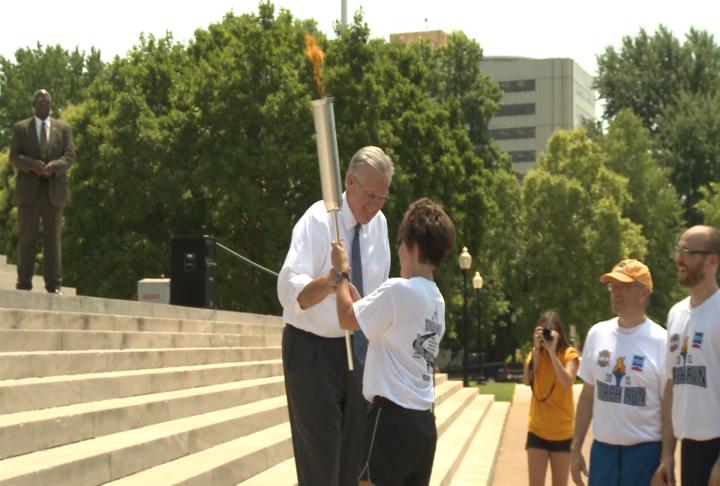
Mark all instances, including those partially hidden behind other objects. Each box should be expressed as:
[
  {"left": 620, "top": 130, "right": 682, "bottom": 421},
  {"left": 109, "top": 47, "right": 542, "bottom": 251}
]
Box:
[{"left": 9, "top": 116, "right": 75, "bottom": 208}]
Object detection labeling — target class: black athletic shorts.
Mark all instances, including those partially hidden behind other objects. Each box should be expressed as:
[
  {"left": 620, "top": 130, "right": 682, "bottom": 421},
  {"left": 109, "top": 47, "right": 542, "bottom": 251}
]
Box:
[
  {"left": 681, "top": 437, "right": 720, "bottom": 486},
  {"left": 357, "top": 396, "right": 437, "bottom": 486},
  {"left": 526, "top": 431, "right": 572, "bottom": 452}
]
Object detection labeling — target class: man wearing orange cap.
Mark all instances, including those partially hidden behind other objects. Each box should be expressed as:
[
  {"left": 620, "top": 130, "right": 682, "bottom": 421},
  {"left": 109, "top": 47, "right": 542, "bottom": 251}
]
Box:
[{"left": 570, "top": 259, "right": 667, "bottom": 486}]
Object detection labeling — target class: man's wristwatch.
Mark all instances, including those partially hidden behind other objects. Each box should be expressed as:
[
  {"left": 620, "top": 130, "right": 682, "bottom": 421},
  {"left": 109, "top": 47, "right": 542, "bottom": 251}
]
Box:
[{"left": 334, "top": 270, "right": 351, "bottom": 284}]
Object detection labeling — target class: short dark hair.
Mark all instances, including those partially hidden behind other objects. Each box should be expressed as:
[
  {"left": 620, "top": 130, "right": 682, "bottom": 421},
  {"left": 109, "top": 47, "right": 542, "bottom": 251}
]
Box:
[{"left": 396, "top": 197, "right": 456, "bottom": 267}]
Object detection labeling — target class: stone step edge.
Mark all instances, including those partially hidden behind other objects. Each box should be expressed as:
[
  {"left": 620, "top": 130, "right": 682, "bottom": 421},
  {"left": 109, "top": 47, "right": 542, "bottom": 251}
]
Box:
[
  {"left": 237, "top": 387, "right": 488, "bottom": 486},
  {"left": 0, "top": 328, "right": 280, "bottom": 352},
  {"left": 0, "top": 288, "right": 281, "bottom": 324},
  {"left": 0, "top": 395, "right": 290, "bottom": 483},
  {"left": 453, "top": 401, "right": 511, "bottom": 485},
  {"left": 105, "top": 422, "right": 294, "bottom": 485},
  {"left": 434, "top": 387, "right": 482, "bottom": 437},
  {"left": 0, "top": 376, "right": 287, "bottom": 460},
  {"left": 430, "top": 393, "right": 494, "bottom": 486},
  {"left": 0, "top": 306, "right": 284, "bottom": 332},
  {"left": 0, "top": 346, "right": 282, "bottom": 381},
  {"left": 0, "top": 345, "right": 282, "bottom": 357},
  {"left": 0, "top": 359, "right": 284, "bottom": 414},
  {"left": 1, "top": 374, "right": 285, "bottom": 428}
]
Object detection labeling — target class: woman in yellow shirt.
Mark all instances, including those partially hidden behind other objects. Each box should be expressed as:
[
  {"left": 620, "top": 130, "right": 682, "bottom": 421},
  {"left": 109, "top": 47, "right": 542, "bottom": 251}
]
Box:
[{"left": 522, "top": 311, "right": 580, "bottom": 486}]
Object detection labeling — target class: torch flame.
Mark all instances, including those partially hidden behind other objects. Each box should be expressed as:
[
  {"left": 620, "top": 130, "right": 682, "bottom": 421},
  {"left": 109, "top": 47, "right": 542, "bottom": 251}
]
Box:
[{"left": 304, "top": 33, "right": 325, "bottom": 96}]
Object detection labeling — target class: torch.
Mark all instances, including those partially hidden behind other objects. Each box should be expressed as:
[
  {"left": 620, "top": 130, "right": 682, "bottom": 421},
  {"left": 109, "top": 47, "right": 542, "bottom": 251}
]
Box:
[{"left": 311, "top": 97, "right": 354, "bottom": 371}]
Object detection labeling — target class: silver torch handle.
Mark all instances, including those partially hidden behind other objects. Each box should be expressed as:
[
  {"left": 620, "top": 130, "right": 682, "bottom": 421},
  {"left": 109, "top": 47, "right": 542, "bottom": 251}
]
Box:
[{"left": 312, "top": 97, "right": 354, "bottom": 371}]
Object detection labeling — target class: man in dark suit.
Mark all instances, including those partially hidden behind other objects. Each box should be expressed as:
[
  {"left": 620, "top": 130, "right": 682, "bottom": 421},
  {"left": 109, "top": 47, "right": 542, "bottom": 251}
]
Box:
[{"left": 9, "top": 89, "right": 75, "bottom": 294}]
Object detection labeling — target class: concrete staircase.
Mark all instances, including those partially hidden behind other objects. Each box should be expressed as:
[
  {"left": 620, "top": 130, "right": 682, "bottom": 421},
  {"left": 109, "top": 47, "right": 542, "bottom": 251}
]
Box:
[
  {"left": 0, "top": 254, "right": 76, "bottom": 295},
  {"left": 0, "top": 285, "right": 509, "bottom": 485}
]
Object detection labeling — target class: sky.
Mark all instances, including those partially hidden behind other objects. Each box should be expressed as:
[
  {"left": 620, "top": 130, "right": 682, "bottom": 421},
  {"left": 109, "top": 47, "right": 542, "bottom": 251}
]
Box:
[{"left": 1, "top": 0, "right": 718, "bottom": 78}]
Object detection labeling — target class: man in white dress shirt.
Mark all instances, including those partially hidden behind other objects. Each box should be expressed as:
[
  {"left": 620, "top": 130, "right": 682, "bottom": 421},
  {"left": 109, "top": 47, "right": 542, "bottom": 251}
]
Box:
[{"left": 277, "top": 146, "right": 394, "bottom": 486}]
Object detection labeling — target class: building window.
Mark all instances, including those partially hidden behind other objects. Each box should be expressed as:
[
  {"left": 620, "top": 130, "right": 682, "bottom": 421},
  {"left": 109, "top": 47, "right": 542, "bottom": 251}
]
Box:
[
  {"left": 490, "top": 126, "right": 536, "bottom": 140},
  {"left": 509, "top": 150, "right": 536, "bottom": 162},
  {"left": 499, "top": 79, "right": 536, "bottom": 93},
  {"left": 497, "top": 103, "right": 536, "bottom": 117},
  {"left": 574, "top": 80, "right": 595, "bottom": 105}
]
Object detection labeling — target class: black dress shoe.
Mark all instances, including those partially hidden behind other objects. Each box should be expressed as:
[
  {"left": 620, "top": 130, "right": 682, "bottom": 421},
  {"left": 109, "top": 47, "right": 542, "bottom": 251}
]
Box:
[{"left": 48, "top": 289, "right": 63, "bottom": 295}]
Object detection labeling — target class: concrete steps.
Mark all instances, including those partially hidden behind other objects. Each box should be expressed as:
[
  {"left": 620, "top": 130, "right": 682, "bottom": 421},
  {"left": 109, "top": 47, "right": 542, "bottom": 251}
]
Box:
[
  {"left": 0, "top": 255, "right": 76, "bottom": 295},
  {"left": 0, "top": 288, "right": 511, "bottom": 485},
  {"left": 453, "top": 401, "right": 511, "bottom": 485}
]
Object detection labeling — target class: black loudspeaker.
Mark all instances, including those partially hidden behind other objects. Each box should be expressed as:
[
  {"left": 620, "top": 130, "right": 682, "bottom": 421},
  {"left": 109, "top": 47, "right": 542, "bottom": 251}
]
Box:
[{"left": 170, "top": 235, "right": 217, "bottom": 308}]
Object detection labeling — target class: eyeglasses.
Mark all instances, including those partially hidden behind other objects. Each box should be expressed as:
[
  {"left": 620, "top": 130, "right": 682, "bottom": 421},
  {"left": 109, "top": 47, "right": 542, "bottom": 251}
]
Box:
[
  {"left": 673, "top": 245, "right": 715, "bottom": 258},
  {"left": 606, "top": 282, "right": 644, "bottom": 292},
  {"left": 355, "top": 178, "right": 390, "bottom": 203}
]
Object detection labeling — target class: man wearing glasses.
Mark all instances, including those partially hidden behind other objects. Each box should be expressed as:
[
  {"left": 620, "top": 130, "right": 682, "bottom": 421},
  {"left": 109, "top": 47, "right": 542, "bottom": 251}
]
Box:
[
  {"left": 656, "top": 225, "right": 720, "bottom": 486},
  {"left": 570, "top": 259, "right": 667, "bottom": 486},
  {"left": 277, "top": 146, "right": 394, "bottom": 485}
]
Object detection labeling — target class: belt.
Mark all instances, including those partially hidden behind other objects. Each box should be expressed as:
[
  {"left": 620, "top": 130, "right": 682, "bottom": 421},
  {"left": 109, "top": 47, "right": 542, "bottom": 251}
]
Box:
[{"left": 284, "top": 323, "right": 346, "bottom": 342}]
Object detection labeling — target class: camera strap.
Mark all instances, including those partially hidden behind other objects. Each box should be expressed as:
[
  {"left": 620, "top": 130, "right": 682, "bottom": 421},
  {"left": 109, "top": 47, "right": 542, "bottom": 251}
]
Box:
[{"left": 529, "top": 357, "right": 555, "bottom": 402}]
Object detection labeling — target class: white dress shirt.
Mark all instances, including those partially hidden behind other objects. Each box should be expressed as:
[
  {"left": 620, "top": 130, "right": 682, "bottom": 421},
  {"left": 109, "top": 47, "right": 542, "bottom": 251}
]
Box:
[
  {"left": 277, "top": 193, "right": 391, "bottom": 338},
  {"left": 35, "top": 116, "right": 51, "bottom": 143}
]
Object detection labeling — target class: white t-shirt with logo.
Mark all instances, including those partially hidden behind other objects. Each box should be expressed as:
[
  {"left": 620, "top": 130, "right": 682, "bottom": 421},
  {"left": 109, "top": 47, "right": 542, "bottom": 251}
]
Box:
[
  {"left": 665, "top": 290, "right": 720, "bottom": 440},
  {"left": 578, "top": 317, "right": 667, "bottom": 445},
  {"left": 352, "top": 276, "right": 445, "bottom": 411}
]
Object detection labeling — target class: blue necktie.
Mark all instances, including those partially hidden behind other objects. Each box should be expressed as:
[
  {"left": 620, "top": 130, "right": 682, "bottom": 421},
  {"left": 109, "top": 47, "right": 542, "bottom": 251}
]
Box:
[{"left": 351, "top": 223, "right": 368, "bottom": 367}]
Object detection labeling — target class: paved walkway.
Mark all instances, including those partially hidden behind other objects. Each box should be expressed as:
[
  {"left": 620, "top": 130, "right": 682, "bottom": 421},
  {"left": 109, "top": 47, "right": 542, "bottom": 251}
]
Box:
[
  {"left": 492, "top": 384, "right": 680, "bottom": 486},
  {"left": 493, "top": 384, "right": 591, "bottom": 486}
]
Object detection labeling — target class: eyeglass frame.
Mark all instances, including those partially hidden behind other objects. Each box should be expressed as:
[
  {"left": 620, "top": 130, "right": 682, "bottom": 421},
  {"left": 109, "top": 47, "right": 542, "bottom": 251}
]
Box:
[
  {"left": 353, "top": 175, "right": 390, "bottom": 203},
  {"left": 606, "top": 282, "right": 646, "bottom": 292},
  {"left": 673, "top": 245, "right": 715, "bottom": 258}
]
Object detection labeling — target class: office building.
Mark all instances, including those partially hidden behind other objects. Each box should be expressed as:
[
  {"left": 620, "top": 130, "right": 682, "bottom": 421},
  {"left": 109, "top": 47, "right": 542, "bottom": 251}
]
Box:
[{"left": 481, "top": 57, "right": 596, "bottom": 175}]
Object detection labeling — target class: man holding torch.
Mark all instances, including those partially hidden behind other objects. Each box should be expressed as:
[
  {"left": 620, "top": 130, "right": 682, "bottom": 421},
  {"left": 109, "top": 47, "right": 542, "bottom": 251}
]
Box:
[{"left": 277, "top": 146, "right": 394, "bottom": 486}]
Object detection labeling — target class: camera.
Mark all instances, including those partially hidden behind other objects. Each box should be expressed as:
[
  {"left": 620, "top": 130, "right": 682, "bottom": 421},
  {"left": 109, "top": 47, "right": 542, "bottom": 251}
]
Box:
[{"left": 542, "top": 327, "right": 553, "bottom": 341}]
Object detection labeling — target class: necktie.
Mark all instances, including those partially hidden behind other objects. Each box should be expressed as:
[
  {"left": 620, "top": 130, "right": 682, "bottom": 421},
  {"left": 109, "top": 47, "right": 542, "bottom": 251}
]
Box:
[
  {"left": 40, "top": 122, "right": 49, "bottom": 160},
  {"left": 351, "top": 223, "right": 368, "bottom": 367}
]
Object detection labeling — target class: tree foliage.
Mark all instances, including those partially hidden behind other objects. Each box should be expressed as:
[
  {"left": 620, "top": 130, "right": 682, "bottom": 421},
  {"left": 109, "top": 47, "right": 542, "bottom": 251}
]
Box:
[
  {"left": 595, "top": 26, "right": 720, "bottom": 222},
  {"left": 599, "top": 109, "right": 684, "bottom": 319},
  {"left": 0, "top": 44, "right": 104, "bottom": 148},
  {"left": 521, "top": 129, "right": 647, "bottom": 339}
]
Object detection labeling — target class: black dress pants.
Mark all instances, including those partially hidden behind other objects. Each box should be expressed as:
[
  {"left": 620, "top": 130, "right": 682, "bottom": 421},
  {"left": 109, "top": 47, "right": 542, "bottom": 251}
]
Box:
[
  {"left": 282, "top": 324, "right": 369, "bottom": 486},
  {"left": 16, "top": 180, "right": 63, "bottom": 292}
]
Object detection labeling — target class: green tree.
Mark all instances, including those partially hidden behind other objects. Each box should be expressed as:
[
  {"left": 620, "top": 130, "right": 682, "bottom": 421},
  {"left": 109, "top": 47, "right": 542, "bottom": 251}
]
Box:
[
  {"left": 0, "top": 44, "right": 104, "bottom": 148},
  {"left": 696, "top": 182, "right": 720, "bottom": 227},
  {"left": 324, "top": 20, "right": 516, "bottom": 355},
  {"left": 521, "top": 129, "right": 646, "bottom": 340},
  {"left": 57, "top": 4, "right": 513, "bottom": 324},
  {"left": 595, "top": 26, "right": 720, "bottom": 132},
  {"left": 600, "top": 109, "right": 684, "bottom": 320},
  {"left": 656, "top": 91, "right": 720, "bottom": 222}
]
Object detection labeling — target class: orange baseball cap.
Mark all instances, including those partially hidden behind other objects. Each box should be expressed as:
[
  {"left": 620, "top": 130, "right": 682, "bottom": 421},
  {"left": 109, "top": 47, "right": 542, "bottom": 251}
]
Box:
[{"left": 599, "top": 259, "right": 653, "bottom": 291}]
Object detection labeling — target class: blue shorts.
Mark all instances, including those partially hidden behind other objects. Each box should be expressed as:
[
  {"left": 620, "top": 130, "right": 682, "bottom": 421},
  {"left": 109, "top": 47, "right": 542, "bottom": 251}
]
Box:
[{"left": 588, "top": 439, "right": 661, "bottom": 486}]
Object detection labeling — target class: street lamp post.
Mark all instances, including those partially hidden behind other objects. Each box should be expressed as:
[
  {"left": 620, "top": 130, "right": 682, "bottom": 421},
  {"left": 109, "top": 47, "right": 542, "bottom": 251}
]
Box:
[
  {"left": 457, "top": 246, "right": 472, "bottom": 387},
  {"left": 473, "top": 271, "right": 484, "bottom": 382}
]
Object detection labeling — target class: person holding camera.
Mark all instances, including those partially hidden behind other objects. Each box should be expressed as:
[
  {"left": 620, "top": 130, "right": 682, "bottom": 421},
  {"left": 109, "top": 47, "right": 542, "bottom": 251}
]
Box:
[
  {"left": 570, "top": 259, "right": 667, "bottom": 486},
  {"left": 523, "top": 311, "right": 580, "bottom": 486}
]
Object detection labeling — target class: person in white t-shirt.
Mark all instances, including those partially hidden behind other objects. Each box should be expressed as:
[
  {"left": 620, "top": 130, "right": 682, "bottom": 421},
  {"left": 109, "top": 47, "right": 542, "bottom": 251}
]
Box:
[
  {"left": 655, "top": 225, "right": 720, "bottom": 486},
  {"left": 570, "top": 259, "right": 667, "bottom": 486},
  {"left": 332, "top": 197, "right": 456, "bottom": 486}
]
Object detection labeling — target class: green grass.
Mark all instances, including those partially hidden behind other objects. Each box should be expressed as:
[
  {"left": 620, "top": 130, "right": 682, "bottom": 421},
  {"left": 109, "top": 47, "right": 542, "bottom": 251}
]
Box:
[{"left": 471, "top": 381, "right": 516, "bottom": 402}]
